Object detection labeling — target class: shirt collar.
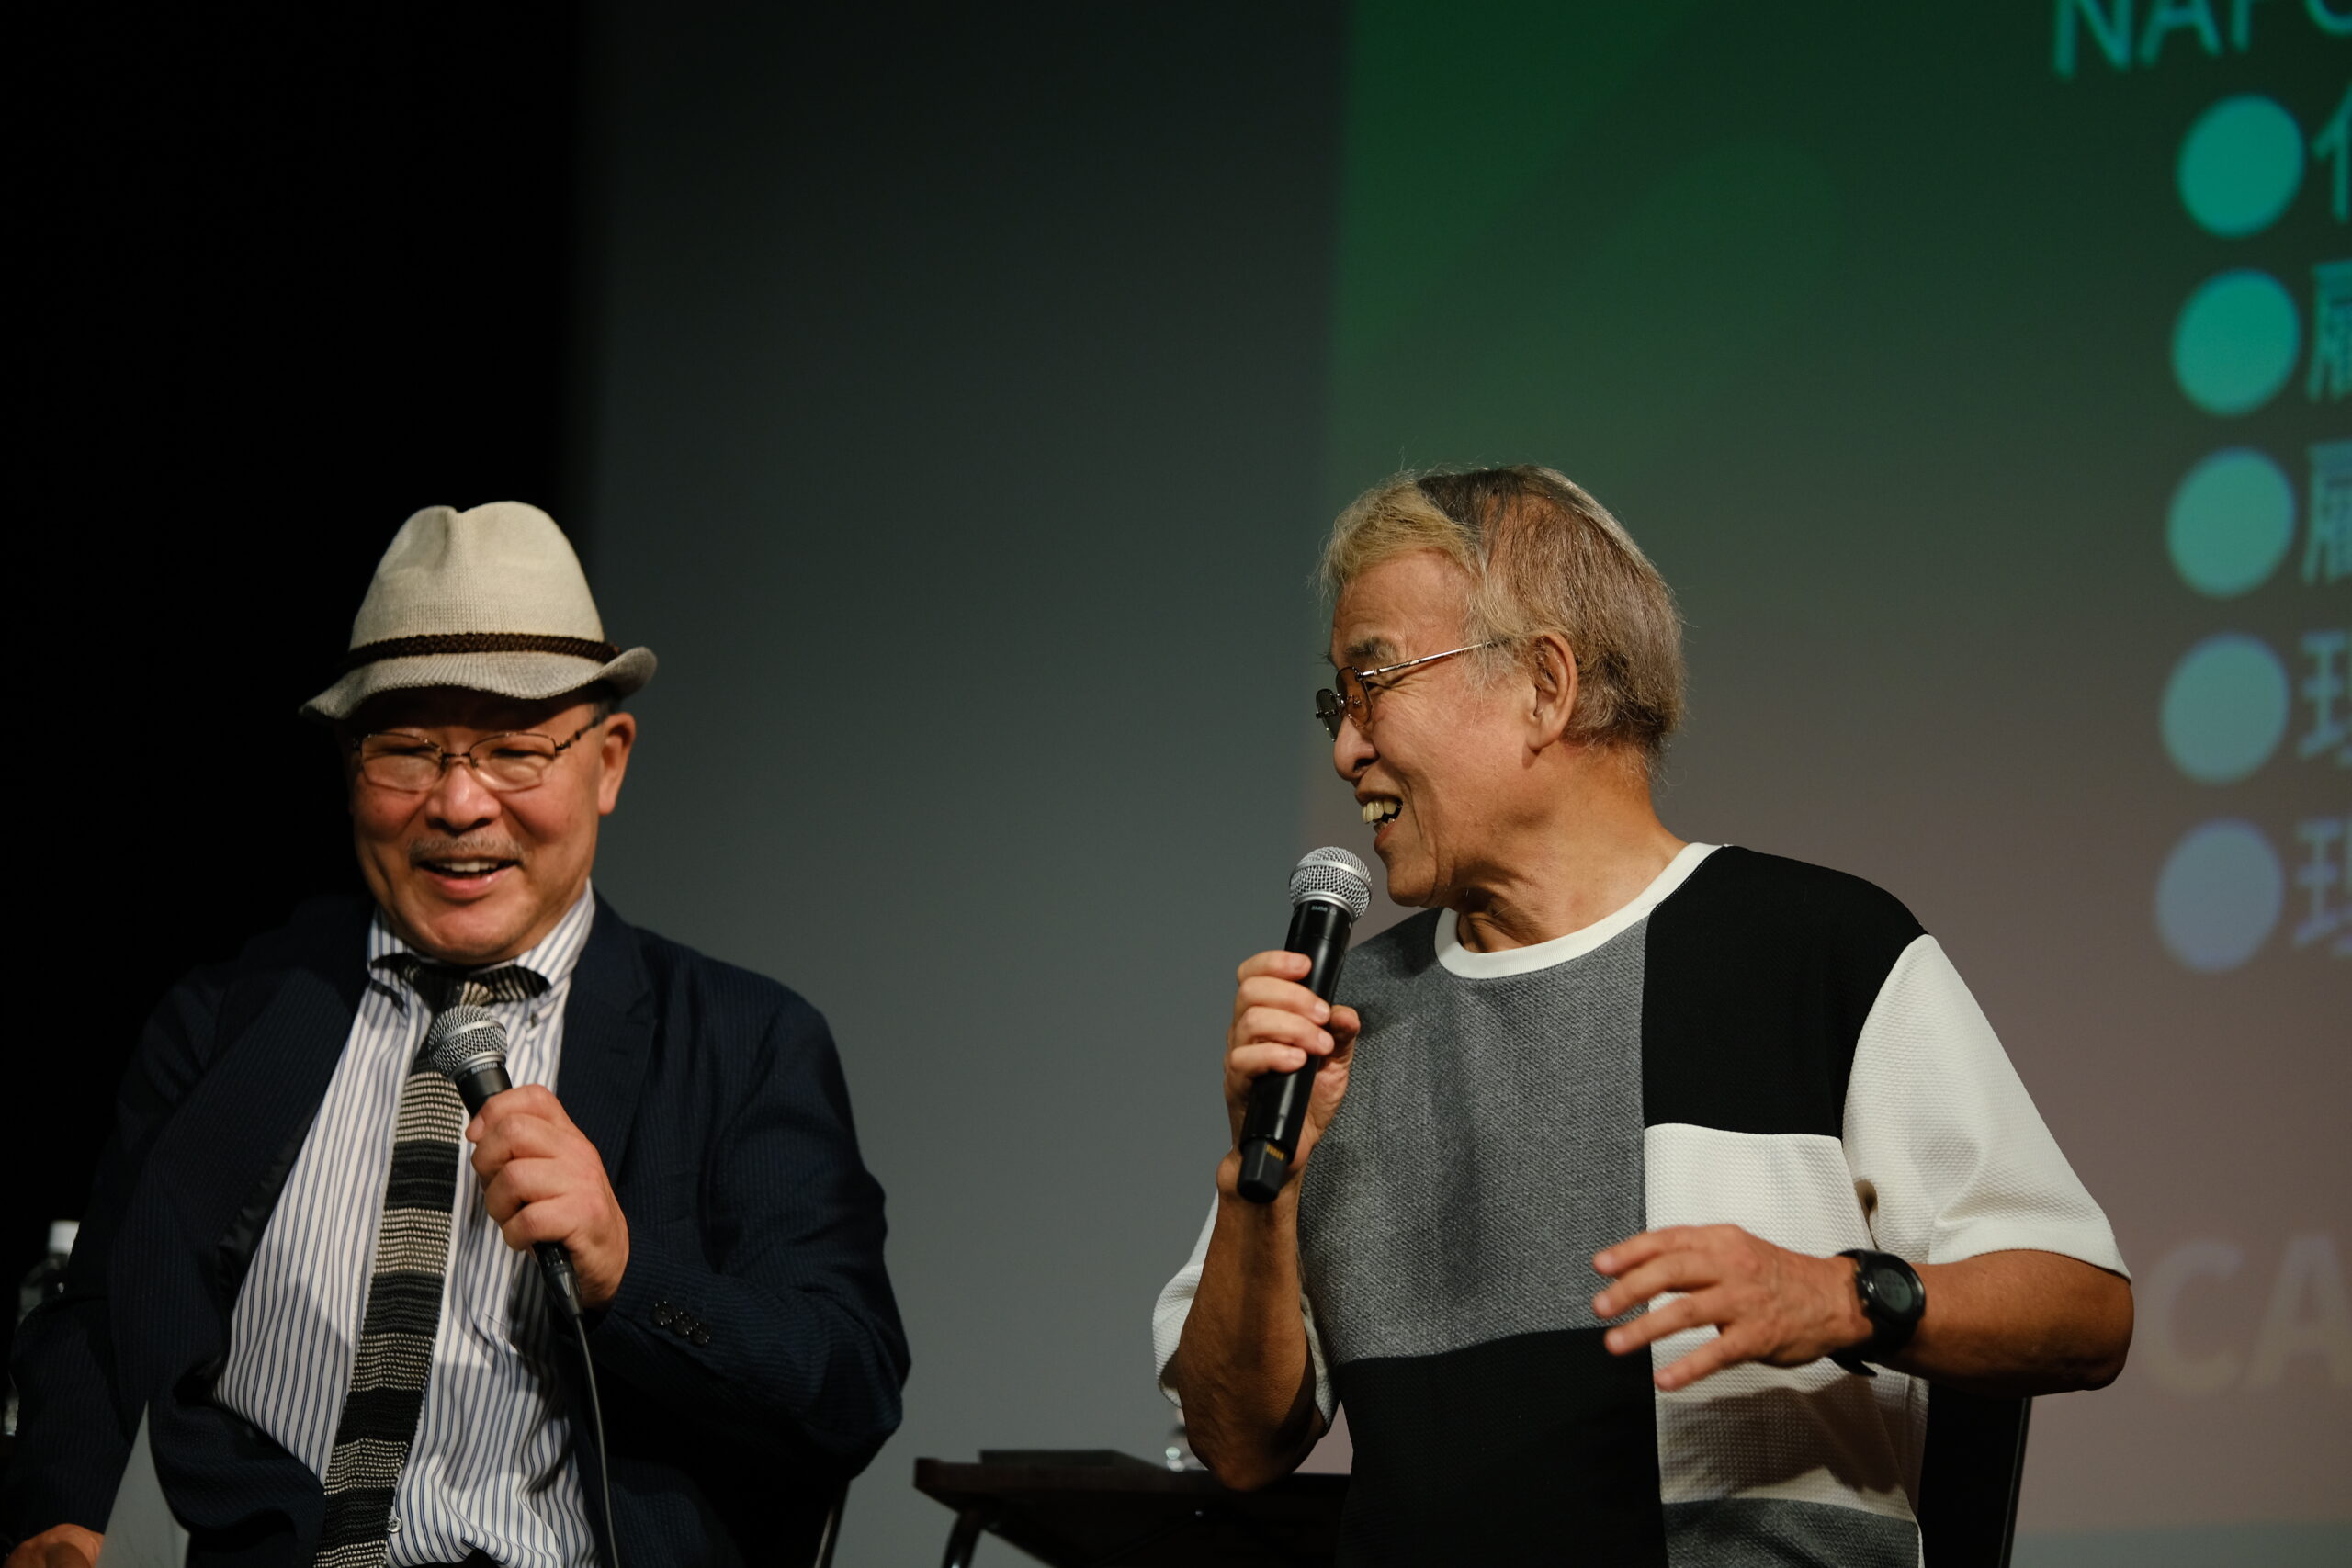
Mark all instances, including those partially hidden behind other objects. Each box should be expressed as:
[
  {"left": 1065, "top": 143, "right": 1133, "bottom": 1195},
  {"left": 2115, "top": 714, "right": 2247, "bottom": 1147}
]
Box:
[
  {"left": 367, "top": 880, "right": 598, "bottom": 1004},
  {"left": 1435, "top": 844, "right": 1719, "bottom": 978}
]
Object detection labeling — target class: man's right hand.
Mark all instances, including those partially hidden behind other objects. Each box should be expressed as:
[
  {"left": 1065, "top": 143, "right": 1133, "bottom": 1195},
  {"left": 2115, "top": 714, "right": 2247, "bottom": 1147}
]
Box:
[
  {"left": 1173, "top": 950, "right": 1360, "bottom": 1490},
  {"left": 5, "top": 1525, "right": 102, "bottom": 1568},
  {"left": 1220, "top": 950, "right": 1361, "bottom": 1185}
]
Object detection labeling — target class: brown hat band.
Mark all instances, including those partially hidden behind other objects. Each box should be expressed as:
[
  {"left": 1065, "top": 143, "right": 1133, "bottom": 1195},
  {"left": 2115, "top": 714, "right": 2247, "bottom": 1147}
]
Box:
[{"left": 340, "top": 632, "right": 623, "bottom": 673}]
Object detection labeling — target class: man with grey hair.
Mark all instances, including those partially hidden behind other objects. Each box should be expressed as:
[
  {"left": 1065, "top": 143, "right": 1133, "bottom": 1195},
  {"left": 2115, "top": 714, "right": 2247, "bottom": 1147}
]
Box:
[
  {"left": 5, "top": 502, "right": 907, "bottom": 1568},
  {"left": 1155, "top": 466, "right": 2132, "bottom": 1564}
]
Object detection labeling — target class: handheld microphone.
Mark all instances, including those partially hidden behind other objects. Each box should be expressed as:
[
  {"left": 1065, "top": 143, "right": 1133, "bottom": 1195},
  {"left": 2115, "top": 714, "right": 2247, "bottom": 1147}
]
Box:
[
  {"left": 425, "top": 1005, "right": 585, "bottom": 1320},
  {"left": 1235, "top": 847, "right": 1373, "bottom": 1203}
]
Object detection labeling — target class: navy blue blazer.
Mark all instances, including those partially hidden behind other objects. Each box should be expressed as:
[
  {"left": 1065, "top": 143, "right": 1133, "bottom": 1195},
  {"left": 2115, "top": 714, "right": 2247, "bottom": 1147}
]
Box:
[{"left": 3, "top": 894, "right": 910, "bottom": 1566}]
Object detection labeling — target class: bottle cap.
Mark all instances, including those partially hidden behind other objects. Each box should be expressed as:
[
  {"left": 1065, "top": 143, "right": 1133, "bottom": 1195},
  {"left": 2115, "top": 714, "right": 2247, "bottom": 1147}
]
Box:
[{"left": 46, "top": 1220, "right": 79, "bottom": 1257}]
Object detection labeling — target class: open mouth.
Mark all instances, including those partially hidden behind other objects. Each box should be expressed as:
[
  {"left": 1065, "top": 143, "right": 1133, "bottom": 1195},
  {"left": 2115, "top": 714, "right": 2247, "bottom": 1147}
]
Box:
[
  {"left": 1360, "top": 797, "right": 1402, "bottom": 828},
  {"left": 415, "top": 854, "right": 519, "bottom": 889}
]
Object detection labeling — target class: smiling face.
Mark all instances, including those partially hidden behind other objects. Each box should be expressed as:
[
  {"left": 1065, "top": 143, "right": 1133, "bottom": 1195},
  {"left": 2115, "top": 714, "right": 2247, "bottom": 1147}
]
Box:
[
  {"left": 343, "top": 686, "right": 637, "bottom": 964},
  {"left": 1329, "top": 551, "right": 1532, "bottom": 909}
]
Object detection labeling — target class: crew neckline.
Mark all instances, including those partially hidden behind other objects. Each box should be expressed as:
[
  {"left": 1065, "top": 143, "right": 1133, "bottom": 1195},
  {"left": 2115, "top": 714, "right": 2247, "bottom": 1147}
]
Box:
[{"left": 1435, "top": 843, "right": 1721, "bottom": 977}]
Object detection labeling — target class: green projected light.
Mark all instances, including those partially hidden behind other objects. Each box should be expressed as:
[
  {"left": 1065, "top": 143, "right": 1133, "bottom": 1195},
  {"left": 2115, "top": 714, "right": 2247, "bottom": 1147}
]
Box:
[
  {"left": 2166, "top": 447, "right": 2297, "bottom": 595},
  {"left": 2161, "top": 632, "right": 2292, "bottom": 784},
  {"left": 2178, "top": 95, "right": 2306, "bottom": 238},
  {"left": 2172, "top": 269, "right": 2302, "bottom": 415},
  {"left": 1317, "top": 3, "right": 1839, "bottom": 500}
]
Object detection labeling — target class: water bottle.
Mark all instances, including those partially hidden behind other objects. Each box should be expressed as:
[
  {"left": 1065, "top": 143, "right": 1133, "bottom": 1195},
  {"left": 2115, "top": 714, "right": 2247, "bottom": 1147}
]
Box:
[{"left": 3, "top": 1219, "right": 78, "bottom": 1437}]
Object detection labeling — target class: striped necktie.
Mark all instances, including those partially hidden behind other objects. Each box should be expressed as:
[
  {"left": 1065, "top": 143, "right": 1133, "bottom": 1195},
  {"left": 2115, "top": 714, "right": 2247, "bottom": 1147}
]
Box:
[{"left": 311, "top": 957, "right": 549, "bottom": 1568}]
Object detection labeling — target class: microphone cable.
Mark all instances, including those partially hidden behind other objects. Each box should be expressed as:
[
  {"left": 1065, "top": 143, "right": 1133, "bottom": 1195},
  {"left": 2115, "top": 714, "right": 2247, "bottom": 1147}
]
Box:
[{"left": 547, "top": 1278, "right": 622, "bottom": 1568}]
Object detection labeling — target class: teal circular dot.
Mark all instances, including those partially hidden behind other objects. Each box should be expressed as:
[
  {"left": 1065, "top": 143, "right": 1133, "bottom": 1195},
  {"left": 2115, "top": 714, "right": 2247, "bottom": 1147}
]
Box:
[
  {"left": 2173, "top": 271, "right": 2301, "bottom": 416},
  {"left": 2166, "top": 448, "right": 2295, "bottom": 596},
  {"left": 2155, "top": 819, "right": 2282, "bottom": 973},
  {"left": 2161, "top": 633, "right": 2290, "bottom": 784},
  {"left": 2178, "top": 96, "right": 2304, "bottom": 238}
]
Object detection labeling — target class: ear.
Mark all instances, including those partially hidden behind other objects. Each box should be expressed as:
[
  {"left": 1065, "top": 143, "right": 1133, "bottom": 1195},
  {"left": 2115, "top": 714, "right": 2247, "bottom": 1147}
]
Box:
[
  {"left": 1524, "top": 632, "right": 1579, "bottom": 750},
  {"left": 595, "top": 712, "right": 639, "bottom": 816}
]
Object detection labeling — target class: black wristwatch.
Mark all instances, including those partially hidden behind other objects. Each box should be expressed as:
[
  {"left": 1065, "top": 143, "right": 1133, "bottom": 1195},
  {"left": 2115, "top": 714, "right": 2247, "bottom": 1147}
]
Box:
[{"left": 1830, "top": 1249, "right": 1925, "bottom": 1377}]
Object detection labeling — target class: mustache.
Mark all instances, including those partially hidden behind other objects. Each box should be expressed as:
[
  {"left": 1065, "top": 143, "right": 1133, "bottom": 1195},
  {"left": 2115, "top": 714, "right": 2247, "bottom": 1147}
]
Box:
[{"left": 409, "top": 837, "right": 527, "bottom": 866}]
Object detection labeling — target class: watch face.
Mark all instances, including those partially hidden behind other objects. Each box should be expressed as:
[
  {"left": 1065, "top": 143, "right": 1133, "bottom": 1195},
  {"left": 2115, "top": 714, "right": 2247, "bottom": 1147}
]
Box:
[{"left": 1870, "top": 1264, "right": 1920, "bottom": 1318}]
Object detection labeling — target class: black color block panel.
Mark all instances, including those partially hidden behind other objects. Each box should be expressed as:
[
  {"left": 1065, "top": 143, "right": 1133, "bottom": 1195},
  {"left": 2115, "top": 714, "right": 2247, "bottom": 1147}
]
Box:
[
  {"left": 1663, "top": 1496, "right": 1919, "bottom": 1567},
  {"left": 1331, "top": 1328, "right": 1668, "bottom": 1566},
  {"left": 1642, "top": 849, "right": 1923, "bottom": 1137}
]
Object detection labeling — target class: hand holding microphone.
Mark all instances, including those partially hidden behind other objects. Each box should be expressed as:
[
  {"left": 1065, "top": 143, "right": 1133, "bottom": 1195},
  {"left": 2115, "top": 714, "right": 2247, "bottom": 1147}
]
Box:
[
  {"left": 426, "top": 1008, "right": 631, "bottom": 1315},
  {"left": 1227, "top": 848, "right": 1373, "bottom": 1203}
]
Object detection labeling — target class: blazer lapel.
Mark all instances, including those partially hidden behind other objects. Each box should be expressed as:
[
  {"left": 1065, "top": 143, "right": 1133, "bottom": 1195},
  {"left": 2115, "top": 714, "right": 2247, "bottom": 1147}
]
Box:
[{"left": 558, "top": 894, "right": 657, "bottom": 1178}]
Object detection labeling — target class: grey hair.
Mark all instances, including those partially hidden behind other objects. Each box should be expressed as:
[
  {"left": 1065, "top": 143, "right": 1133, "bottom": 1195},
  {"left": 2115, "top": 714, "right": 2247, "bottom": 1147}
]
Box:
[{"left": 1319, "top": 465, "right": 1685, "bottom": 769}]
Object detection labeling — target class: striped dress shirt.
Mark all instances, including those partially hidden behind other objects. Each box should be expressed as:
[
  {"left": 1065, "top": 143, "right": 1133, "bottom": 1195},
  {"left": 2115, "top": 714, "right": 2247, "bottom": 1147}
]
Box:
[{"left": 215, "top": 886, "right": 600, "bottom": 1568}]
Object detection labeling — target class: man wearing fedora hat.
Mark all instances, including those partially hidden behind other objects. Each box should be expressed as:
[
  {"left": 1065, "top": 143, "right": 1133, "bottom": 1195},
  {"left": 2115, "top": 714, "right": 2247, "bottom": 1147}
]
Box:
[{"left": 4, "top": 503, "right": 909, "bottom": 1568}]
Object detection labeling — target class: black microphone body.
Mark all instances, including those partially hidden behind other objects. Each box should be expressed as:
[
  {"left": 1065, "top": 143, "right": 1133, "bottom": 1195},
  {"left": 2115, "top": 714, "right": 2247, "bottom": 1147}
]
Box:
[
  {"left": 1236, "top": 891, "right": 1359, "bottom": 1202},
  {"left": 435, "top": 1021, "right": 586, "bottom": 1321}
]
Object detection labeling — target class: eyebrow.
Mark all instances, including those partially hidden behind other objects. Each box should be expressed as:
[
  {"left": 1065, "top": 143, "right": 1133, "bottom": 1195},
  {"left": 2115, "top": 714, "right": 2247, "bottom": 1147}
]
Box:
[{"left": 1339, "top": 635, "right": 1400, "bottom": 668}]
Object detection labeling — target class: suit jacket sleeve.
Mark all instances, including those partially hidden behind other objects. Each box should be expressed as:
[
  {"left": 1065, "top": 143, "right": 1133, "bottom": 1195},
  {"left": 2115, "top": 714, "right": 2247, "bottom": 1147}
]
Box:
[
  {"left": 3, "top": 963, "right": 230, "bottom": 1546},
  {"left": 585, "top": 976, "right": 908, "bottom": 1472}
]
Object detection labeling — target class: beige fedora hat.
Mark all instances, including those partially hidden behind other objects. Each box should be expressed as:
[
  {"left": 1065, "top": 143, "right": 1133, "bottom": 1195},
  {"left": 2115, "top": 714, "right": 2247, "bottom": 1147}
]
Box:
[{"left": 301, "top": 502, "right": 656, "bottom": 721}]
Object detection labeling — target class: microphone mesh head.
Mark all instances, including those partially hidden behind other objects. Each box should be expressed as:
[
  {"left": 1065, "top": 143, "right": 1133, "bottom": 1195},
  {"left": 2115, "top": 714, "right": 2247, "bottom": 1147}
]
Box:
[
  {"left": 1290, "top": 845, "right": 1373, "bottom": 919},
  {"left": 424, "top": 1004, "right": 509, "bottom": 1080}
]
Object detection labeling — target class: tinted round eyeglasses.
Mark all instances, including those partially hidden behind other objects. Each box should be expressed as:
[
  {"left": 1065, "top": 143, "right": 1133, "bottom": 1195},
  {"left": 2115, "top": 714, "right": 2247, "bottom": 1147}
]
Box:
[
  {"left": 352, "top": 717, "right": 605, "bottom": 793},
  {"left": 1315, "top": 642, "right": 1498, "bottom": 739}
]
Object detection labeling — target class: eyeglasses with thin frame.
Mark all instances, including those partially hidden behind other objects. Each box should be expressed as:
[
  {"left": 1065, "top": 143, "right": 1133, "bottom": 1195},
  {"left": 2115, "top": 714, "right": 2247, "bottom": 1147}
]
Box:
[
  {"left": 352, "top": 717, "right": 605, "bottom": 794},
  {"left": 1315, "top": 642, "right": 1499, "bottom": 739}
]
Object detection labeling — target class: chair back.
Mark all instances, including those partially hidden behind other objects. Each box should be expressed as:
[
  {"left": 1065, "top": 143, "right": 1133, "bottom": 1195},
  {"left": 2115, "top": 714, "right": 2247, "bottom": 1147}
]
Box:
[{"left": 1917, "top": 1387, "right": 2031, "bottom": 1567}]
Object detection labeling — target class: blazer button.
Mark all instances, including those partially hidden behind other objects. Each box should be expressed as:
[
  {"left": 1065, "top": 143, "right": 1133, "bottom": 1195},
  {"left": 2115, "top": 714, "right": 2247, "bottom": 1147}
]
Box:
[
  {"left": 690, "top": 1325, "right": 712, "bottom": 1347},
  {"left": 653, "top": 1302, "right": 675, "bottom": 1327}
]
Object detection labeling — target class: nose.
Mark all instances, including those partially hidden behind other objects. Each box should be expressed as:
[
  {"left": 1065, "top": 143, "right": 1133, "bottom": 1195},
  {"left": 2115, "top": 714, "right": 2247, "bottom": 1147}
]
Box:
[
  {"left": 424, "top": 758, "right": 502, "bottom": 835},
  {"left": 1331, "top": 715, "right": 1374, "bottom": 782}
]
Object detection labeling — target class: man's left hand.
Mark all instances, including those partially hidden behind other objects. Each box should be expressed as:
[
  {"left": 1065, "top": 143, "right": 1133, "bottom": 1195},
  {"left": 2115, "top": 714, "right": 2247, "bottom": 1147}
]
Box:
[
  {"left": 1592, "top": 1225, "right": 1868, "bottom": 1392},
  {"left": 469, "top": 1086, "right": 631, "bottom": 1311}
]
